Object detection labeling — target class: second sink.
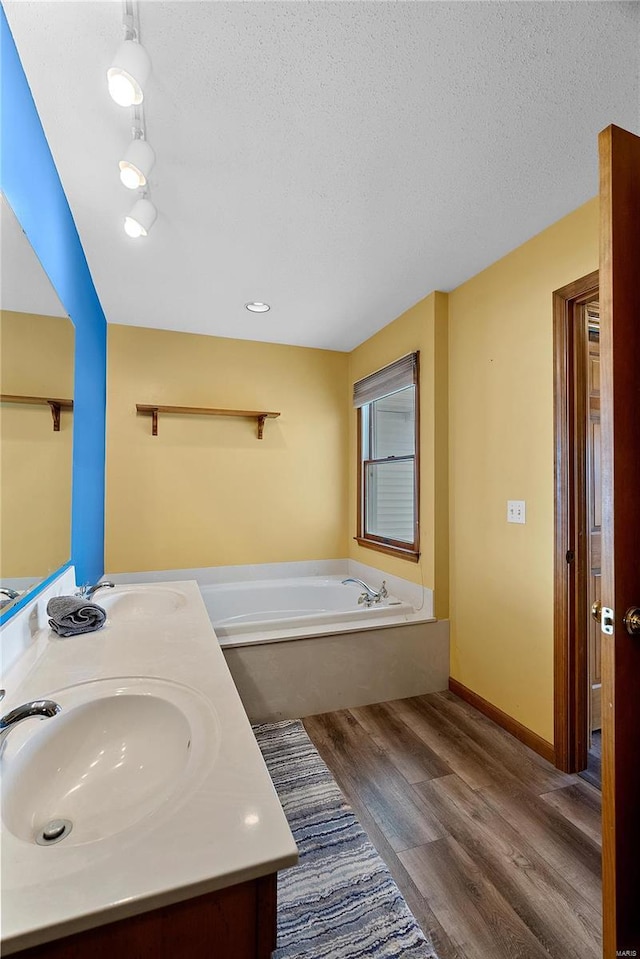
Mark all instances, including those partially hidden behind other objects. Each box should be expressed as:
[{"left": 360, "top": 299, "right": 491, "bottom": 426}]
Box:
[{"left": 93, "top": 586, "right": 187, "bottom": 619}]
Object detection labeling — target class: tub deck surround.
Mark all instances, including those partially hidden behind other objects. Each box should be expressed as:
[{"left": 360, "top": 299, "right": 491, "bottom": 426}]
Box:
[
  {"left": 0, "top": 581, "right": 297, "bottom": 956},
  {"left": 223, "top": 620, "right": 450, "bottom": 723},
  {"left": 106, "top": 559, "right": 352, "bottom": 588}
]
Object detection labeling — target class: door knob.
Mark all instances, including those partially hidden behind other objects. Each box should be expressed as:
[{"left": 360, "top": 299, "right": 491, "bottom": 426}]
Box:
[
  {"left": 623, "top": 607, "right": 640, "bottom": 636},
  {"left": 591, "top": 601, "right": 602, "bottom": 623}
]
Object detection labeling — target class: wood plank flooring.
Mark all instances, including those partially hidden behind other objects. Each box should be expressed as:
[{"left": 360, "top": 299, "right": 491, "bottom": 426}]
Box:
[
  {"left": 580, "top": 730, "right": 602, "bottom": 789},
  {"left": 303, "top": 691, "right": 602, "bottom": 959}
]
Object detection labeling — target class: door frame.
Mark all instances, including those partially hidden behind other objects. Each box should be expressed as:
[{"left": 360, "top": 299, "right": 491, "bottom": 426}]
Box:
[{"left": 553, "top": 269, "right": 599, "bottom": 773}]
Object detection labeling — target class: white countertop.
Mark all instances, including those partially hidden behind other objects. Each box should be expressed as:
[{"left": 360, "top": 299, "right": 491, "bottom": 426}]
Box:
[{"left": 0, "top": 581, "right": 298, "bottom": 954}]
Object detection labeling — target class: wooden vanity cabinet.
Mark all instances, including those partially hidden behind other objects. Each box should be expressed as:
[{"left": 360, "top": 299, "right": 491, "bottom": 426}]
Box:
[{"left": 12, "top": 873, "right": 276, "bottom": 959}]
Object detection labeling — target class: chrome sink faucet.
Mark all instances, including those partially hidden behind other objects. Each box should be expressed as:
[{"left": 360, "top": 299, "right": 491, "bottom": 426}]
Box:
[
  {"left": 0, "top": 587, "right": 20, "bottom": 600},
  {"left": 341, "top": 578, "right": 388, "bottom": 607},
  {"left": 0, "top": 689, "right": 62, "bottom": 752},
  {"left": 77, "top": 581, "right": 115, "bottom": 600}
]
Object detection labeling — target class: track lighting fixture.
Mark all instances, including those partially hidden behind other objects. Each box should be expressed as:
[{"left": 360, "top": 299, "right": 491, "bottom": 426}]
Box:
[
  {"left": 119, "top": 136, "right": 155, "bottom": 189},
  {"left": 107, "top": 38, "right": 151, "bottom": 107},
  {"left": 109, "top": 2, "right": 158, "bottom": 236},
  {"left": 124, "top": 196, "right": 157, "bottom": 238}
]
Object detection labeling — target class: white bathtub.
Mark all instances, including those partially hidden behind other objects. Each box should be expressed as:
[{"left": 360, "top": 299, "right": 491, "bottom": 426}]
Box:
[
  {"left": 201, "top": 574, "right": 447, "bottom": 722},
  {"left": 105, "top": 562, "right": 448, "bottom": 722},
  {"left": 200, "top": 576, "right": 415, "bottom": 645}
]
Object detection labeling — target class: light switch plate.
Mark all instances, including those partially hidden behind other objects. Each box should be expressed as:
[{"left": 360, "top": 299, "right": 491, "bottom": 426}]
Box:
[{"left": 507, "top": 500, "right": 526, "bottom": 524}]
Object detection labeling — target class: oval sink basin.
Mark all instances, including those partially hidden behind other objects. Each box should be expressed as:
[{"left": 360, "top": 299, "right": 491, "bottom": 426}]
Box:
[
  {"left": 93, "top": 586, "right": 187, "bottom": 618},
  {"left": 2, "top": 677, "right": 219, "bottom": 846}
]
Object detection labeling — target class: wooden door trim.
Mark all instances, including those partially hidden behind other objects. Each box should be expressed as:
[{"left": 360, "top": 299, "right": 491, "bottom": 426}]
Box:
[{"left": 553, "top": 269, "right": 599, "bottom": 773}]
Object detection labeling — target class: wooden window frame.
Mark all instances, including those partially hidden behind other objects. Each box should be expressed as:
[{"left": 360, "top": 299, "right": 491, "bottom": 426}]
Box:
[{"left": 355, "top": 359, "right": 420, "bottom": 563}]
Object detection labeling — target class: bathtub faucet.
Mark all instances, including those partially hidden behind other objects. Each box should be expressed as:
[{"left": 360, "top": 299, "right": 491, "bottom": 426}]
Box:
[{"left": 341, "top": 578, "right": 388, "bottom": 607}]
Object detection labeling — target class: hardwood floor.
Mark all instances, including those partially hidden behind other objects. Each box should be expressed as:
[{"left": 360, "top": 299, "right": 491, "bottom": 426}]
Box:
[
  {"left": 580, "top": 730, "right": 602, "bottom": 790},
  {"left": 303, "top": 691, "right": 602, "bottom": 959}
]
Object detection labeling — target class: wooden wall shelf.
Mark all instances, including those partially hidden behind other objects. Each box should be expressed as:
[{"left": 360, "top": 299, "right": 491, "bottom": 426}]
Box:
[
  {"left": 0, "top": 393, "right": 74, "bottom": 431},
  {"left": 136, "top": 404, "right": 280, "bottom": 439}
]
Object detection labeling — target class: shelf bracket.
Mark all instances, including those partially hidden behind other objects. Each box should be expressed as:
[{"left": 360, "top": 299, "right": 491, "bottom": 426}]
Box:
[
  {"left": 257, "top": 415, "right": 266, "bottom": 440},
  {"left": 152, "top": 408, "right": 158, "bottom": 436},
  {"left": 47, "top": 401, "right": 62, "bottom": 432},
  {"left": 1, "top": 394, "right": 73, "bottom": 431}
]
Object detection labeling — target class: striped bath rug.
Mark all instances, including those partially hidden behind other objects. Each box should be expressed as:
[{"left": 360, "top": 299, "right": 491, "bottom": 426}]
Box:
[{"left": 253, "top": 719, "right": 437, "bottom": 959}]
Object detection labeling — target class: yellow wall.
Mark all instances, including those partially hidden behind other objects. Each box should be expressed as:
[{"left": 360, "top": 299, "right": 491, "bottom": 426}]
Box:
[
  {"left": 106, "top": 326, "right": 349, "bottom": 572},
  {"left": 448, "top": 198, "right": 598, "bottom": 743},
  {"left": 348, "top": 292, "right": 449, "bottom": 617},
  {"left": 104, "top": 198, "right": 599, "bottom": 746},
  {"left": 0, "top": 310, "right": 74, "bottom": 578}
]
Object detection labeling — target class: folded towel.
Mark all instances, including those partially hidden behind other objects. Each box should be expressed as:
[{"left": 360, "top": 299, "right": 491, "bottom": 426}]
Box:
[{"left": 47, "top": 595, "right": 107, "bottom": 637}]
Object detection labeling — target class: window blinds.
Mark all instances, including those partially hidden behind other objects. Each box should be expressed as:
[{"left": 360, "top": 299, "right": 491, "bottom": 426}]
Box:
[{"left": 352, "top": 352, "right": 418, "bottom": 408}]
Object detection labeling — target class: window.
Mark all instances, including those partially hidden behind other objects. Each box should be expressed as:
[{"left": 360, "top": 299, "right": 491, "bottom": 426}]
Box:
[{"left": 354, "top": 353, "right": 419, "bottom": 561}]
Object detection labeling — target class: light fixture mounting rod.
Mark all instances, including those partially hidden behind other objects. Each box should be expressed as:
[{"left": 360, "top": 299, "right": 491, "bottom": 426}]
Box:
[
  {"left": 131, "top": 103, "right": 147, "bottom": 141},
  {"left": 125, "top": 2, "right": 147, "bottom": 144},
  {"left": 122, "top": 0, "right": 140, "bottom": 42}
]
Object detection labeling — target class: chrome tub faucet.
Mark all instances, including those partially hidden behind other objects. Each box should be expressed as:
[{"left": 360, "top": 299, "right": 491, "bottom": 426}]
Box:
[
  {"left": 341, "top": 578, "right": 388, "bottom": 607},
  {"left": 0, "top": 689, "right": 62, "bottom": 752}
]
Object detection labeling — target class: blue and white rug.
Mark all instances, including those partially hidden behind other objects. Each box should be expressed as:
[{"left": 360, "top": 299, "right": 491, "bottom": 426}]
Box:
[{"left": 253, "top": 719, "right": 437, "bottom": 959}]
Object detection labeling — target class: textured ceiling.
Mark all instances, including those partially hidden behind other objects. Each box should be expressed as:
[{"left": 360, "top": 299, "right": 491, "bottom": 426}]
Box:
[
  {"left": 0, "top": 195, "right": 67, "bottom": 317},
  {"left": 4, "top": 1, "right": 640, "bottom": 350}
]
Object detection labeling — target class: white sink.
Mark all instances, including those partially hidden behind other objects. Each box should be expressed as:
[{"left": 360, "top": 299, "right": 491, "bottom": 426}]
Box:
[
  {"left": 93, "top": 586, "right": 187, "bottom": 618},
  {"left": 1, "top": 677, "right": 219, "bottom": 847}
]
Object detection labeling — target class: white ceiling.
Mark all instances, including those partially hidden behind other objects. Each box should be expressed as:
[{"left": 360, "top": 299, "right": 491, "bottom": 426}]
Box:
[
  {"left": 4, "top": 1, "right": 639, "bottom": 351},
  {"left": 0, "top": 195, "right": 67, "bottom": 317}
]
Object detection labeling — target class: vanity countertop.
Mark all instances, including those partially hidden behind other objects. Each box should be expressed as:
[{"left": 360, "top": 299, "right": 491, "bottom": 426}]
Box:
[{"left": 0, "top": 580, "right": 298, "bottom": 955}]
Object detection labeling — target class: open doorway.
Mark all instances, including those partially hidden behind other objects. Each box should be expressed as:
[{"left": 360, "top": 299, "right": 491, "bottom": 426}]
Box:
[
  {"left": 583, "top": 298, "right": 601, "bottom": 787},
  {"left": 553, "top": 270, "right": 601, "bottom": 783}
]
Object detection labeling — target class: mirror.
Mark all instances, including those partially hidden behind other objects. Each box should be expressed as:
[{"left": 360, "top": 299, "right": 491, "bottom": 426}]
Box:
[
  {"left": 0, "top": 194, "right": 75, "bottom": 613},
  {"left": 1, "top": 5, "right": 107, "bottom": 628}
]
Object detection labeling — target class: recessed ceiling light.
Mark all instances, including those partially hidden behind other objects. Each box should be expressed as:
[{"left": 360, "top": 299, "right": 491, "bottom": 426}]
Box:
[{"left": 245, "top": 302, "right": 270, "bottom": 313}]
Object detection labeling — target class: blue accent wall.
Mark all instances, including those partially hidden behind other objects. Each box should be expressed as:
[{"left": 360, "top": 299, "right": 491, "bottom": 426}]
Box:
[{"left": 1, "top": 6, "right": 106, "bottom": 596}]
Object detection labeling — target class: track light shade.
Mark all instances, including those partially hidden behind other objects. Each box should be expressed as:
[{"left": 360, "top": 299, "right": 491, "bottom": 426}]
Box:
[
  {"left": 124, "top": 197, "right": 157, "bottom": 238},
  {"left": 107, "top": 40, "right": 151, "bottom": 107},
  {"left": 119, "top": 139, "right": 155, "bottom": 189}
]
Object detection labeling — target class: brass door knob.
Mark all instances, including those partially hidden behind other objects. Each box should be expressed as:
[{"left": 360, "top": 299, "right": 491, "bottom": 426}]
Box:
[
  {"left": 591, "top": 601, "right": 602, "bottom": 623},
  {"left": 623, "top": 607, "right": 640, "bottom": 636}
]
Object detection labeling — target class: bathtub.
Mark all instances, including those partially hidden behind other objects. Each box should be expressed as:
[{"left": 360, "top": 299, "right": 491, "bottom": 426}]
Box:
[
  {"left": 200, "top": 573, "right": 448, "bottom": 722},
  {"left": 106, "top": 561, "right": 449, "bottom": 721},
  {"left": 200, "top": 576, "right": 416, "bottom": 646}
]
